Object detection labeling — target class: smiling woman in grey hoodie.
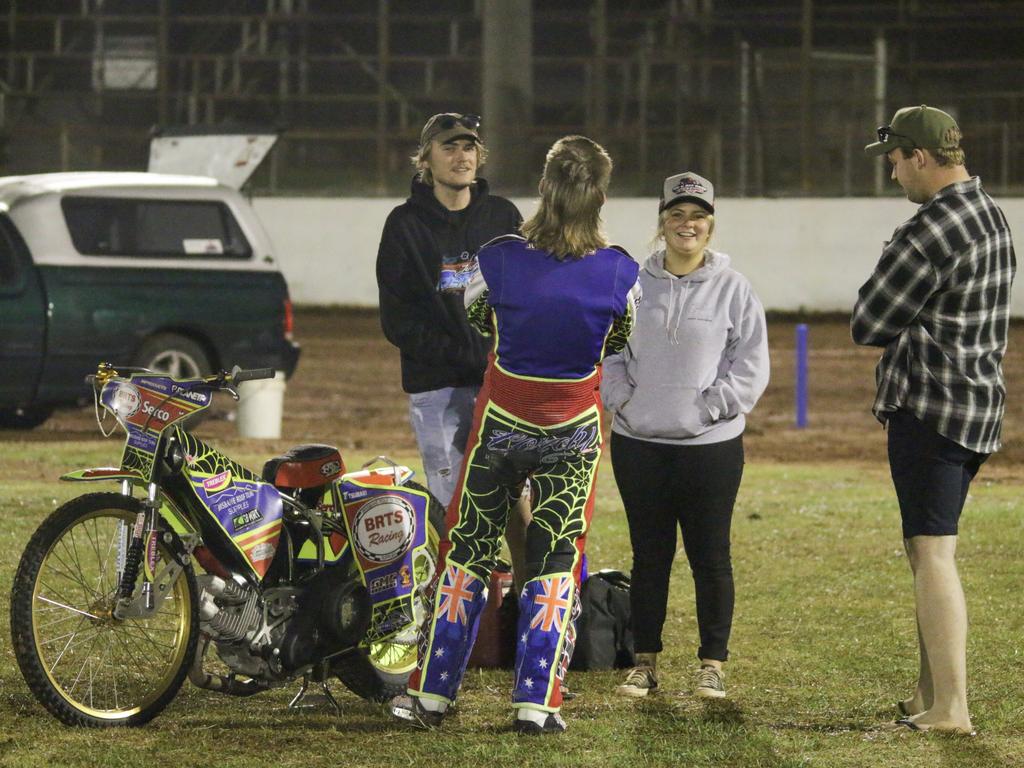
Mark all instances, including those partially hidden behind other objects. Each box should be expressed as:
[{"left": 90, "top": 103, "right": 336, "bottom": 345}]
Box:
[{"left": 601, "top": 171, "right": 769, "bottom": 700}]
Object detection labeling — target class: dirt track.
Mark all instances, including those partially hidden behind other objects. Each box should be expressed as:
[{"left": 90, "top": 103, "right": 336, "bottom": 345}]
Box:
[{"left": 18, "top": 307, "right": 1024, "bottom": 477}]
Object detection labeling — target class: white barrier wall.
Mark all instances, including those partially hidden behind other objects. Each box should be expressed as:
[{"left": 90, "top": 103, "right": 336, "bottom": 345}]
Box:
[{"left": 254, "top": 196, "right": 1024, "bottom": 315}]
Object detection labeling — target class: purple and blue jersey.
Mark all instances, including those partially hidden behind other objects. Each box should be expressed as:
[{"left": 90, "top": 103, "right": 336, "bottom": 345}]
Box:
[{"left": 465, "top": 235, "right": 641, "bottom": 380}]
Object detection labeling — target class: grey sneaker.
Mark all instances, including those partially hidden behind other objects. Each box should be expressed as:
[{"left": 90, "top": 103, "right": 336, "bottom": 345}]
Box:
[
  {"left": 616, "top": 665, "right": 658, "bottom": 697},
  {"left": 390, "top": 694, "right": 446, "bottom": 728},
  {"left": 695, "top": 664, "right": 726, "bottom": 698}
]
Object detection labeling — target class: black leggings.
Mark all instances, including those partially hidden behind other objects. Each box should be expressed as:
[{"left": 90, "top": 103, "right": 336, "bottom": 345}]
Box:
[{"left": 610, "top": 431, "right": 744, "bottom": 662}]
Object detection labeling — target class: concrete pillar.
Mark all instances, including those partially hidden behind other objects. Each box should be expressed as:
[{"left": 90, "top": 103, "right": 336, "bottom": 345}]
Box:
[{"left": 482, "top": 0, "right": 533, "bottom": 191}]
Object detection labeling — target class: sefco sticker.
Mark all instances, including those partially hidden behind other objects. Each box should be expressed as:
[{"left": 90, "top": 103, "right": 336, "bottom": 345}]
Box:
[{"left": 352, "top": 495, "right": 416, "bottom": 564}]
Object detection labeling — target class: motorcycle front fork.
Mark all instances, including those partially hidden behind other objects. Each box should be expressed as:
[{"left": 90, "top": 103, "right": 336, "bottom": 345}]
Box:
[{"left": 114, "top": 483, "right": 188, "bottom": 622}]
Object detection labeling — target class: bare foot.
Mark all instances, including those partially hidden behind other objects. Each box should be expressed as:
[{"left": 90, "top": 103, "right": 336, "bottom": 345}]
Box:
[
  {"left": 909, "top": 711, "right": 975, "bottom": 734},
  {"left": 890, "top": 712, "right": 975, "bottom": 736},
  {"left": 898, "top": 696, "right": 926, "bottom": 717}
]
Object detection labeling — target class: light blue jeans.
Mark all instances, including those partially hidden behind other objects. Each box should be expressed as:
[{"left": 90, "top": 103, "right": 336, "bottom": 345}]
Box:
[{"left": 408, "top": 385, "right": 479, "bottom": 509}]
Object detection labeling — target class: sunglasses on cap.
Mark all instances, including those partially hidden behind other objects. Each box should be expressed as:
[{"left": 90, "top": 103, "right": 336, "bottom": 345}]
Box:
[
  {"left": 876, "top": 125, "right": 917, "bottom": 147},
  {"left": 436, "top": 114, "right": 482, "bottom": 132}
]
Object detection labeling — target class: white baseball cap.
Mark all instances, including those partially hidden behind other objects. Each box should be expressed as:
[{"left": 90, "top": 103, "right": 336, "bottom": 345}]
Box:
[{"left": 660, "top": 171, "right": 714, "bottom": 214}]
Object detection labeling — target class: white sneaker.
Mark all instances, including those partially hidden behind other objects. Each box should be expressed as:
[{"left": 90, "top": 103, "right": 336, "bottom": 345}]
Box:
[{"left": 390, "top": 694, "right": 447, "bottom": 728}]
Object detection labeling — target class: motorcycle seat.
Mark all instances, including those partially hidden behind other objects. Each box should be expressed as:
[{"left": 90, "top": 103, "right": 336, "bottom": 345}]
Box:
[{"left": 262, "top": 443, "right": 345, "bottom": 489}]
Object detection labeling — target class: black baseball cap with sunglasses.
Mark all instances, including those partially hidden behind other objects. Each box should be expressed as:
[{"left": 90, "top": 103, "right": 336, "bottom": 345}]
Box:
[{"left": 420, "top": 113, "right": 482, "bottom": 147}]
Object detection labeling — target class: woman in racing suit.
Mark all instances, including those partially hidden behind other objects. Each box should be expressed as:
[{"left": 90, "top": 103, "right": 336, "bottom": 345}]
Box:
[{"left": 396, "top": 135, "right": 641, "bottom": 735}]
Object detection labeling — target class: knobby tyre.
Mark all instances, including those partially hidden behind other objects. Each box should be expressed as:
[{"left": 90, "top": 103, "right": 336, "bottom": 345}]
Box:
[
  {"left": 10, "top": 492, "right": 199, "bottom": 726},
  {"left": 333, "top": 481, "right": 445, "bottom": 701}
]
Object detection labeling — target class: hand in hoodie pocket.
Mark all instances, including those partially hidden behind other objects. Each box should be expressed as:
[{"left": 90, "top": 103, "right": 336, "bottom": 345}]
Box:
[{"left": 618, "top": 384, "right": 713, "bottom": 439}]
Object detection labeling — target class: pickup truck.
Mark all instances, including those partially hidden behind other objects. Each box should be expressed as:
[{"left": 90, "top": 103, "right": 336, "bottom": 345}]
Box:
[{"left": 0, "top": 171, "right": 300, "bottom": 428}]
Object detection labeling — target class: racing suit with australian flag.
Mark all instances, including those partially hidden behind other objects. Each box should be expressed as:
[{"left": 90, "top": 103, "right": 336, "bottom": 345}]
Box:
[{"left": 407, "top": 234, "right": 642, "bottom": 718}]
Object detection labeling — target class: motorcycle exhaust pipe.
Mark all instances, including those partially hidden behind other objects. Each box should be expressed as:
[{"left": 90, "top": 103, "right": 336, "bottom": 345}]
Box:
[{"left": 188, "top": 635, "right": 269, "bottom": 698}]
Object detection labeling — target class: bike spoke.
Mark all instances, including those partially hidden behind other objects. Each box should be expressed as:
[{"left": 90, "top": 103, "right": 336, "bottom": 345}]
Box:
[
  {"left": 81, "top": 517, "right": 106, "bottom": 594},
  {"left": 84, "top": 516, "right": 117, "bottom": 599},
  {"left": 36, "top": 609, "right": 90, "bottom": 632},
  {"left": 45, "top": 614, "right": 93, "bottom": 671},
  {"left": 96, "top": 518, "right": 122, "bottom": 598},
  {"left": 36, "top": 594, "right": 101, "bottom": 621},
  {"left": 111, "top": 624, "right": 150, "bottom": 677},
  {"left": 39, "top": 615, "right": 95, "bottom": 651},
  {"left": 64, "top": 527, "right": 92, "bottom": 596},
  {"left": 63, "top": 628, "right": 105, "bottom": 696},
  {"left": 39, "top": 624, "right": 98, "bottom": 649},
  {"left": 43, "top": 549, "right": 100, "bottom": 603},
  {"left": 122, "top": 619, "right": 178, "bottom": 652},
  {"left": 35, "top": 578, "right": 93, "bottom": 616}
]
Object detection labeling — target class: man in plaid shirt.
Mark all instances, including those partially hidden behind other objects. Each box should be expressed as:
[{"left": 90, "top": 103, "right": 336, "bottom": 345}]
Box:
[{"left": 853, "top": 106, "right": 1015, "bottom": 735}]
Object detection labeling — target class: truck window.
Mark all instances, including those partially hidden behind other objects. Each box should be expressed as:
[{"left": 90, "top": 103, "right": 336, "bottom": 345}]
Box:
[{"left": 61, "top": 197, "right": 252, "bottom": 259}]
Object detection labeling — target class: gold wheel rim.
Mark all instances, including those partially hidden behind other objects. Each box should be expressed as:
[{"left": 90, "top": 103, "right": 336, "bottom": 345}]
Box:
[{"left": 31, "top": 509, "right": 191, "bottom": 720}]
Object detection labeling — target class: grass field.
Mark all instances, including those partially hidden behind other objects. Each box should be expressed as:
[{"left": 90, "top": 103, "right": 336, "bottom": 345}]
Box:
[{"left": 1, "top": 439, "right": 1022, "bottom": 768}]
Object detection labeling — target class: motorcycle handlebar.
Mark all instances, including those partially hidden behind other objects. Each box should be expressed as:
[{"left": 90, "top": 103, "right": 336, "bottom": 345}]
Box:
[
  {"left": 86, "top": 364, "right": 278, "bottom": 391},
  {"left": 230, "top": 367, "right": 277, "bottom": 384},
  {"left": 86, "top": 366, "right": 154, "bottom": 386}
]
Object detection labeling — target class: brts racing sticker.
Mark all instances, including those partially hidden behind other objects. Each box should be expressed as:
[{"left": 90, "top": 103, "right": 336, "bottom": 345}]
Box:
[
  {"left": 110, "top": 383, "right": 141, "bottom": 418},
  {"left": 352, "top": 495, "right": 416, "bottom": 564}
]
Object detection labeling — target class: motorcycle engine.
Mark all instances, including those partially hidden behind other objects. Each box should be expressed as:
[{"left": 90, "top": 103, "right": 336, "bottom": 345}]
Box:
[
  {"left": 198, "top": 575, "right": 298, "bottom": 679},
  {"left": 276, "top": 566, "right": 372, "bottom": 672},
  {"left": 197, "top": 568, "right": 371, "bottom": 680}
]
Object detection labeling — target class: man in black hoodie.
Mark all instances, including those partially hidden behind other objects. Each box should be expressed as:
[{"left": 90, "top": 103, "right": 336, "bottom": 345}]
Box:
[{"left": 376, "top": 113, "right": 526, "bottom": 556}]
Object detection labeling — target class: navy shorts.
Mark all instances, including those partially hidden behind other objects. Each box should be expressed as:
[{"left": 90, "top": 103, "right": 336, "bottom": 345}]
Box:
[{"left": 886, "top": 410, "right": 988, "bottom": 539}]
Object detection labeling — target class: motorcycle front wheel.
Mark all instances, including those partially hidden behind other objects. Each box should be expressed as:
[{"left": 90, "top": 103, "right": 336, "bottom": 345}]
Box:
[{"left": 10, "top": 492, "right": 198, "bottom": 726}]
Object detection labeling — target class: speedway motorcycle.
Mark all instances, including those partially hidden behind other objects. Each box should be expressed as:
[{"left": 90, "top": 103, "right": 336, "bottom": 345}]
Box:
[{"left": 9, "top": 363, "right": 443, "bottom": 726}]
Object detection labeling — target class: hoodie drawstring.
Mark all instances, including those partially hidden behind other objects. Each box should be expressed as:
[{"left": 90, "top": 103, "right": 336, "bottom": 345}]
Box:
[
  {"left": 666, "top": 279, "right": 688, "bottom": 345},
  {"left": 650, "top": 248, "right": 728, "bottom": 345},
  {"left": 665, "top": 280, "right": 678, "bottom": 342}
]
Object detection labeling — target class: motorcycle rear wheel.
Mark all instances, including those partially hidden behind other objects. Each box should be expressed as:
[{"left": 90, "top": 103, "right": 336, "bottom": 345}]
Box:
[
  {"left": 334, "top": 481, "right": 444, "bottom": 701},
  {"left": 10, "top": 492, "right": 198, "bottom": 726}
]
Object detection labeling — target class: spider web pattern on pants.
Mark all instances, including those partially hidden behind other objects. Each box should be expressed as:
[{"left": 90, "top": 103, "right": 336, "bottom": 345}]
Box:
[{"left": 447, "top": 403, "right": 601, "bottom": 581}]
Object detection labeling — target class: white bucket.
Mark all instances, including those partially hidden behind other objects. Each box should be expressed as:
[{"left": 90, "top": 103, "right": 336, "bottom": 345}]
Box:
[{"left": 236, "top": 371, "right": 286, "bottom": 439}]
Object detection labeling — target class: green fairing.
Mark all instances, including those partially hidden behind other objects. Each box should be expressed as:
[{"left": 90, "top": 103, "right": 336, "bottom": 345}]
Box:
[
  {"left": 177, "top": 428, "right": 261, "bottom": 481},
  {"left": 116, "top": 438, "right": 159, "bottom": 480},
  {"left": 60, "top": 468, "right": 145, "bottom": 482},
  {"left": 59, "top": 469, "right": 193, "bottom": 535}
]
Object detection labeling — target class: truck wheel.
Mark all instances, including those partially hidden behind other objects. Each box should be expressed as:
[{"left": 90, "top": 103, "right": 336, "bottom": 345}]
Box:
[
  {"left": 136, "top": 334, "right": 212, "bottom": 379},
  {"left": 0, "top": 406, "right": 53, "bottom": 429}
]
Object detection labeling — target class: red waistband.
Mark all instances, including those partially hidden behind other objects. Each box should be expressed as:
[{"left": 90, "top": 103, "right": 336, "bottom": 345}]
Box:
[{"left": 484, "top": 362, "right": 600, "bottom": 427}]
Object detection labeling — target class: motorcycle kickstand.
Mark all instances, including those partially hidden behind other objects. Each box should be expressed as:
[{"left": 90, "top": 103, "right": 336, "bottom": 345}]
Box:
[{"left": 288, "top": 667, "right": 342, "bottom": 715}]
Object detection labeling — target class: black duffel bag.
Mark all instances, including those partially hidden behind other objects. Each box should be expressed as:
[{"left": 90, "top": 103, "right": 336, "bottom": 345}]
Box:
[{"left": 569, "top": 569, "right": 635, "bottom": 670}]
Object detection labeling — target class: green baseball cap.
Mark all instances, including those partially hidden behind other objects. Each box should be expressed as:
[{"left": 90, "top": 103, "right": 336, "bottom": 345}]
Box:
[{"left": 863, "top": 105, "right": 961, "bottom": 157}]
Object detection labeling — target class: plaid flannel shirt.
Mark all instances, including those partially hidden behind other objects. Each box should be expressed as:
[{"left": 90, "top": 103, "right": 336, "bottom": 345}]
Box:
[{"left": 851, "top": 177, "right": 1016, "bottom": 454}]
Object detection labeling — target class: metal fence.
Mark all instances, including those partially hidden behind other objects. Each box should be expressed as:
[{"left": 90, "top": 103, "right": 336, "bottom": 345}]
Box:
[{"left": 2, "top": 1, "right": 1022, "bottom": 196}]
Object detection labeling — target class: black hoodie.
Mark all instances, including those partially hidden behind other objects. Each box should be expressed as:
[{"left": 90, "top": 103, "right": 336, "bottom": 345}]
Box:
[{"left": 376, "top": 177, "right": 522, "bottom": 393}]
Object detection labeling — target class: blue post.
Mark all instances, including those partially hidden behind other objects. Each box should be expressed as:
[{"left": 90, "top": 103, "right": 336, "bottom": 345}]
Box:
[{"left": 795, "top": 323, "right": 808, "bottom": 428}]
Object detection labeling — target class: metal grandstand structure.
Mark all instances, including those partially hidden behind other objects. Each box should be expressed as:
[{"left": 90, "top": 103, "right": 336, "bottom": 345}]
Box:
[{"left": 2, "top": 0, "right": 1023, "bottom": 195}]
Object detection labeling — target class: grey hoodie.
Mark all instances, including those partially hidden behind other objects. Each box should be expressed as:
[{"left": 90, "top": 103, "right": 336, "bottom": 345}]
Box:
[{"left": 601, "top": 248, "right": 769, "bottom": 445}]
